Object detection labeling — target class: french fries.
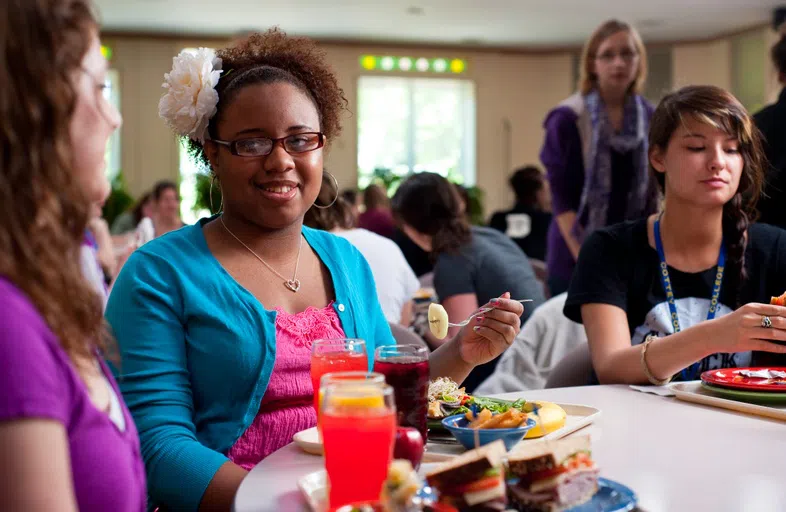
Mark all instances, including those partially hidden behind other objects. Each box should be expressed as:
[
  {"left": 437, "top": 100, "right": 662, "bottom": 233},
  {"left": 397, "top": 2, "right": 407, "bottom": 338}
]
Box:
[{"left": 465, "top": 407, "right": 528, "bottom": 429}]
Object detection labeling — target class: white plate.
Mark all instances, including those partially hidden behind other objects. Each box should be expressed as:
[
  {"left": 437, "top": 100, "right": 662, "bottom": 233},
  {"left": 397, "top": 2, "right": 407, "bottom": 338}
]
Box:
[{"left": 292, "top": 402, "right": 601, "bottom": 462}]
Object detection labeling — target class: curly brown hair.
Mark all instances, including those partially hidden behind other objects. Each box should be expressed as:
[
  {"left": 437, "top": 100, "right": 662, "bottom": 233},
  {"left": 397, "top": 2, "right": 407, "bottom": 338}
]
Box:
[
  {"left": 0, "top": 0, "right": 108, "bottom": 370},
  {"left": 186, "top": 28, "right": 348, "bottom": 169}
]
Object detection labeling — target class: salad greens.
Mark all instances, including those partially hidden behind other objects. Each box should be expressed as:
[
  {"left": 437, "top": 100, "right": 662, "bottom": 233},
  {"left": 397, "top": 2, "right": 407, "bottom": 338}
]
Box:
[{"left": 469, "top": 397, "right": 528, "bottom": 414}]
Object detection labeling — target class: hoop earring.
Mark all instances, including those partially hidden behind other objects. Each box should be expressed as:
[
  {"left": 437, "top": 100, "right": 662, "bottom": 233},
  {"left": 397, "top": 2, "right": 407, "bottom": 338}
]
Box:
[
  {"left": 313, "top": 171, "right": 339, "bottom": 209},
  {"left": 210, "top": 174, "right": 224, "bottom": 214}
]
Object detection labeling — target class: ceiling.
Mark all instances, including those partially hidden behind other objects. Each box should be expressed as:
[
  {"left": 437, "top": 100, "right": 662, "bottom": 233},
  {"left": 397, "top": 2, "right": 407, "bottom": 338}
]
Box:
[{"left": 95, "top": 0, "right": 783, "bottom": 48}]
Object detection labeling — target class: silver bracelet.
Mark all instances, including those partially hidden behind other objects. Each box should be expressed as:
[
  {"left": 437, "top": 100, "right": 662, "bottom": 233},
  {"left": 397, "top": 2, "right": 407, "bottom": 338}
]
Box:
[{"left": 641, "top": 334, "right": 672, "bottom": 386}]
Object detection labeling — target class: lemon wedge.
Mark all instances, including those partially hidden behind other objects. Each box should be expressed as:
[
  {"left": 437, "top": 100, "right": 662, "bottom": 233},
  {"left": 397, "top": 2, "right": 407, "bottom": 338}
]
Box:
[
  {"left": 324, "top": 385, "right": 385, "bottom": 411},
  {"left": 524, "top": 401, "right": 567, "bottom": 439},
  {"left": 428, "top": 303, "right": 449, "bottom": 339}
]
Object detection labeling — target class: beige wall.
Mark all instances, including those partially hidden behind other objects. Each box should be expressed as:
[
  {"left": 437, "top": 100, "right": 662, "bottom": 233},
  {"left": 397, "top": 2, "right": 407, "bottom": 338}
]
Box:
[
  {"left": 102, "top": 34, "right": 574, "bottom": 214},
  {"left": 103, "top": 26, "right": 776, "bottom": 215},
  {"left": 323, "top": 44, "right": 574, "bottom": 215},
  {"left": 102, "top": 36, "right": 183, "bottom": 197},
  {"left": 672, "top": 39, "right": 732, "bottom": 90}
]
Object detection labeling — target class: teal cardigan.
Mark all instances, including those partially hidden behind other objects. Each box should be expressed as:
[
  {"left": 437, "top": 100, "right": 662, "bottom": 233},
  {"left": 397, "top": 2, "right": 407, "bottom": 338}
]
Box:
[{"left": 105, "top": 219, "right": 395, "bottom": 511}]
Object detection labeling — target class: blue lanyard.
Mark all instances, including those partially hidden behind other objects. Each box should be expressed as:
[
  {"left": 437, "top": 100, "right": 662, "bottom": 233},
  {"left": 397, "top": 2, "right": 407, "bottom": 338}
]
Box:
[{"left": 653, "top": 217, "right": 725, "bottom": 381}]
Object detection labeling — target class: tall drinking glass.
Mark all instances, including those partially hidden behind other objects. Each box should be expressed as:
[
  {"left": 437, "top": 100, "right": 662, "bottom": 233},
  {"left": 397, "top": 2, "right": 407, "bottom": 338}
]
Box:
[
  {"left": 373, "top": 344, "right": 430, "bottom": 441},
  {"left": 317, "top": 372, "right": 385, "bottom": 431},
  {"left": 321, "top": 383, "right": 396, "bottom": 509},
  {"left": 310, "top": 339, "right": 368, "bottom": 414}
]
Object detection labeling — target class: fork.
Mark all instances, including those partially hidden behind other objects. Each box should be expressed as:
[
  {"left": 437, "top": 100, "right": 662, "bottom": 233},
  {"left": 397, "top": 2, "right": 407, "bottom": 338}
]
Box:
[{"left": 446, "top": 299, "right": 534, "bottom": 328}]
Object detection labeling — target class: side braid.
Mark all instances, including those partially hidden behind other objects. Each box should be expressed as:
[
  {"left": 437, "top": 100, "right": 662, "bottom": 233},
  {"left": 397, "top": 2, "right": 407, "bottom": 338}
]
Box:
[{"left": 721, "top": 193, "right": 749, "bottom": 307}]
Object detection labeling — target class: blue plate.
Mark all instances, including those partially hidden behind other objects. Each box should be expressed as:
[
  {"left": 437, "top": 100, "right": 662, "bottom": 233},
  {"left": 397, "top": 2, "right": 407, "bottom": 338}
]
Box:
[
  {"left": 441, "top": 414, "right": 536, "bottom": 451},
  {"left": 569, "top": 478, "right": 638, "bottom": 512}
]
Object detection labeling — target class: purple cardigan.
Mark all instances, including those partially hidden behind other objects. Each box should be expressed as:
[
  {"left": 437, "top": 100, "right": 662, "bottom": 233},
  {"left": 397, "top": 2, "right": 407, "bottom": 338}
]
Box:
[{"left": 540, "top": 96, "right": 655, "bottom": 283}]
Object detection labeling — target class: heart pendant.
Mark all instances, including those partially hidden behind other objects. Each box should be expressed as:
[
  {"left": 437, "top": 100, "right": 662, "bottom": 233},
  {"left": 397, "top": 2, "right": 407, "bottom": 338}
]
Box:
[{"left": 285, "top": 279, "right": 301, "bottom": 293}]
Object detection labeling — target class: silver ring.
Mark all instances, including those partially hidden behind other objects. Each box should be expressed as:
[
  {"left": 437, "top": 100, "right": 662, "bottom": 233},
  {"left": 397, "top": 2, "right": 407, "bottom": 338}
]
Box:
[{"left": 762, "top": 316, "right": 773, "bottom": 329}]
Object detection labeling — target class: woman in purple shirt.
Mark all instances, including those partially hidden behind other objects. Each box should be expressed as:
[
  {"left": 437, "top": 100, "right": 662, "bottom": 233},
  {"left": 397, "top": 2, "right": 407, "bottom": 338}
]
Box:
[
  {"left": 358, "top": 183, "right": 397, "bottom": 238},
  {"left": 540, "top": 19, "right": 659, "bottom": 295},
  {"left": 0, "top": 1, "right": 145, "bottom": 511}
]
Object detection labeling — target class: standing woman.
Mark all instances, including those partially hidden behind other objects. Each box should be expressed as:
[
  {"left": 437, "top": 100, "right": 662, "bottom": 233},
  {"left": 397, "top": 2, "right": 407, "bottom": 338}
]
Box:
[
  {"left": 541, "top": 19, "right": 659, "bottom": 295},
  {"left": 0, "top": 1, "right": 145, "bottom": 510}
]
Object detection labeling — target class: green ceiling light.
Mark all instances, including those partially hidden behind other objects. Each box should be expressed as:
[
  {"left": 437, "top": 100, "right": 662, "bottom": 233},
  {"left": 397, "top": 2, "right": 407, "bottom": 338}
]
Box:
[
  {"left": 359, "top": 54, "right": 466, "bottom": 74},
  {"left": 101, "top": 44, "right": 113, "bottom": 61}
]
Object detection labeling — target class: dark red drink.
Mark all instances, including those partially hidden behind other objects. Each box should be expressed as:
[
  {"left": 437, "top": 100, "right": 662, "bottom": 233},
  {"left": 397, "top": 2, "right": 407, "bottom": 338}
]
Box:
[{"left": 374, "top": 345, "right": 430, "bottom": 441}]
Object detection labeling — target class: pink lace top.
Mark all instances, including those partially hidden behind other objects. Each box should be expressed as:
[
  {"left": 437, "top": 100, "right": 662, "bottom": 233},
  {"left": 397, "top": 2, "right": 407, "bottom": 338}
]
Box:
[{"left": 226, "top": 302, "right": 346, "bottom": 469}]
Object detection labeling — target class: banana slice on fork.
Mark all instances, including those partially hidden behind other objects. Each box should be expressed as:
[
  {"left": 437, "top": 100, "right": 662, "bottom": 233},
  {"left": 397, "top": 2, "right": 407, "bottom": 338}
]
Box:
[{"left": 428, "top": 303, "right": 450, "bottom": 340}]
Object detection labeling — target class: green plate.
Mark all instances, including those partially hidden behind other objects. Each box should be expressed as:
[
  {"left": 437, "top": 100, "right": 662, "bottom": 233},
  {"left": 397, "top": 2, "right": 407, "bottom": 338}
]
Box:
[{"left": 701, "top": 382, "right": 786, "bottom": 404}]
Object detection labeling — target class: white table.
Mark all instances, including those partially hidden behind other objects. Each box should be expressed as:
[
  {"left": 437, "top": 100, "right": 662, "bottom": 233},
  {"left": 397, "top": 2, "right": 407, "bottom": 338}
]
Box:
[{"left": 234, "top": 385, "right": 786, "bottom": 512}]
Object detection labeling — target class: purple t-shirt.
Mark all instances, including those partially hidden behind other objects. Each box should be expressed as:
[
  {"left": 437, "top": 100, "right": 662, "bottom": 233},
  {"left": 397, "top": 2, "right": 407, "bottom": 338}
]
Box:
[
  {"left": 358, "top": 208, "right": 396, "bottom": 238},
  {"left": 0, "top": 277, "right": 146, "bottom": 512}
]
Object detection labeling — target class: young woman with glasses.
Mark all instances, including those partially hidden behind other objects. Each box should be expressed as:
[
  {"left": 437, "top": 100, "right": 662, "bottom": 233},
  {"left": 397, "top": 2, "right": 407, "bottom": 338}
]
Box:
[
  {"left": 106, "top": 29, "right": 525, "bottom": 511},
  {"left": 540, "top": 19, "right": 660, "bottom": 296}
]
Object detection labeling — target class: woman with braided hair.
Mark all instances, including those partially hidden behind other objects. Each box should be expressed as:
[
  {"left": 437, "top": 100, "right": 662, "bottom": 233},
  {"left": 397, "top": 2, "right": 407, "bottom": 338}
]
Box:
[{"left": 565, "top": 85, "right": 786, "bottom": 386}]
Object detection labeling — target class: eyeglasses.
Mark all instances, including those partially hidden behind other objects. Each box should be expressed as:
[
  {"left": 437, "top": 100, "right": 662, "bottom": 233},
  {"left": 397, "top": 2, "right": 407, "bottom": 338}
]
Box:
[
  {"left": 212, "top": 132, "right": 325, "bottom": 157},
  {"left": 595, "top": 50, "right": 638, "bottom": 64}
]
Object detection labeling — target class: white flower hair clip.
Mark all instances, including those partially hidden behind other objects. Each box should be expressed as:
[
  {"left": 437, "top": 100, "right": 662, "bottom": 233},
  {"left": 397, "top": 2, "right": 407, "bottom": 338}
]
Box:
[{"left": 158, "top": 47, "right": 223, "bottom": 143}]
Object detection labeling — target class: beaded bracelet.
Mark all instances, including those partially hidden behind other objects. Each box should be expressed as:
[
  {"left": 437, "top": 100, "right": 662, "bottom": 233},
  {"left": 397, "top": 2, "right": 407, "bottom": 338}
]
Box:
[{"left": 641, "top": 334, "right": 672, "bottom": 386}]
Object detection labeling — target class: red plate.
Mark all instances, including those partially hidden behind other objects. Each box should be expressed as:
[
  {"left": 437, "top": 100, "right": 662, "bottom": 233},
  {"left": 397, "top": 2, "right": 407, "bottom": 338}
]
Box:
[{"left": 700, "top": 367, "right": 786, "bottom": 392}]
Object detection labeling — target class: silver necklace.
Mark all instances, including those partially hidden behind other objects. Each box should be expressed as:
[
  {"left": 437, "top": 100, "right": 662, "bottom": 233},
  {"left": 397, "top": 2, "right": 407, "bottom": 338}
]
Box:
[{"left": 220, "top": 215, "right": 303, "bottom": 293}]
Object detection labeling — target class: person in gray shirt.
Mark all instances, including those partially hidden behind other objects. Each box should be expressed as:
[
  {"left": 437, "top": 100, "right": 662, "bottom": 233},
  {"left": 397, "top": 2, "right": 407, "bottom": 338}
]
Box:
[{"left": 392, "top": 172, "right": 546, "bottom": 391}]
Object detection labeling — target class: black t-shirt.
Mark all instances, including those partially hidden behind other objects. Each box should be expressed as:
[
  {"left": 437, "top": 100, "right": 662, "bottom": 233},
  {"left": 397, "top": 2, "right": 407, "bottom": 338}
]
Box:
[
  {"left": 606, "top": 149, "right": 635, "bottom": 225},
  {"left": 392, "top": 229, "right": 433, "bottom": 277},
  {"left": 434, "top": 226, "right": 547, "bottom": 392},
  {"left": 488, "top": 204, "right": 551, "bottom": 261},
  {"left": 565, "top": 219, "right": 786, "bottom": 379}
]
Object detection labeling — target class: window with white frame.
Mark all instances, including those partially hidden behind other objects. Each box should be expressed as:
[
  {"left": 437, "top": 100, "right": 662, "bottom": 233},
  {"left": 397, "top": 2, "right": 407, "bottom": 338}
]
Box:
[
  {"left": 178, "top": 48, "right": 212, "bottom": 224},
  {"left": 357, "top": 76, "right": 476, "bottom": 188},
  {"left": 179, "top": 143, "right": 209, "bottom": 224}
]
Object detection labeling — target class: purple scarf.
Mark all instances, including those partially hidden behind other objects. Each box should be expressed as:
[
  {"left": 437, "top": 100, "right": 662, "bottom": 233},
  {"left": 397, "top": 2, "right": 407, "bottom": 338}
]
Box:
[{"left": 573, "top": 90, "right": 655, "bottom": 240}]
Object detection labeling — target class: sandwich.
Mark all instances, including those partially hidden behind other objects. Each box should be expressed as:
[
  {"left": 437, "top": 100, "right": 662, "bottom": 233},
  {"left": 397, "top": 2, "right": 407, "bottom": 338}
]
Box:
[
  {"left": 382, "top": 459, "right": 422, "bottom": 511},
  {"left": 506, "top": 436, "right": 598, "bottom": 512},
  {"left": 425, "top": 440, "right": 508, "bottom": 511}
]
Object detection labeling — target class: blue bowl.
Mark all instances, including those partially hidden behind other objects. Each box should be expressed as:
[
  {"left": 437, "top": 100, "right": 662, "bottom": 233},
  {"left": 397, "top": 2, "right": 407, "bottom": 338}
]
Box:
[{"left": 440, "top": 414, "right": 536, "bottom": 451}]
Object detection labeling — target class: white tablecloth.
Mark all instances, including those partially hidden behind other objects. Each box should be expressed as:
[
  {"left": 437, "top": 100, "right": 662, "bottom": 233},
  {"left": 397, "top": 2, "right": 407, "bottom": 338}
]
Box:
[{"left": 234, "top": 384, "right": 786, "bottom": 512}]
